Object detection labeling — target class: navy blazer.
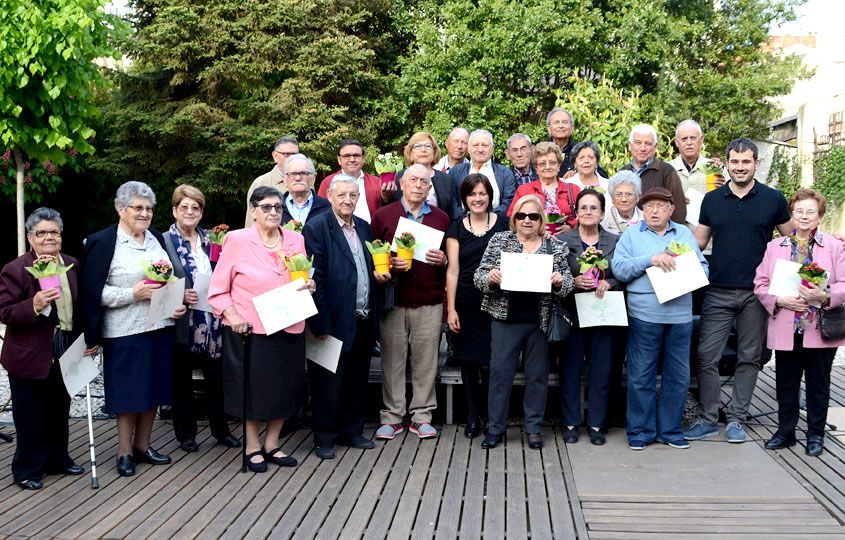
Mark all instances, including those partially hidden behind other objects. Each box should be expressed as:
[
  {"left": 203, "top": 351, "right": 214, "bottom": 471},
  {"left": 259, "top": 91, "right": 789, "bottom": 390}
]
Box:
[
  {"left": 393, "top": 169, "right": 463, "bottom": 221},
  {"left": 448, "top": 162, "right": 516, "bottom": 217},
  {"left": 304, "top": 211, "right": 379, "bottom": 352},
  {"left": 79, "top": 224, "right": 168, "bottom": 347},
  {"left": 281, "top": 192, "right": 331, "bottom": 227}
]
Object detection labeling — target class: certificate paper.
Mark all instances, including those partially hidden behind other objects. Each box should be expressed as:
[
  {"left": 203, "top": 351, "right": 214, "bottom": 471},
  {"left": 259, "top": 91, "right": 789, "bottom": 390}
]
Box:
[
  {"left": 390, "top": 217, "right": 446, "bottom": 263},
  {"left": 768, "top": 259, "right": 802, "bottom": 298},
  {"left": 685, "top": 188, "right": 705, "bottom": 226},
  {"left": 251, "top": 279, "right": 318, "bottom": 335},
  {"left": 500, "top": 252, "right": 553, "bottom": 293},
  {"left": 574, "top": 291, "right": 628, "bottom": 327},
  {"left": 59, "top": 334, "right": 100, "bottom": 398},
  {"left": 646, "top": 251, "right": 709, "bottom": 304},
  {"left": 192, "top": 272, "right": 213, "bottom": 313},
  {"left": 305, "top": 329, "right": 343, "bottom": 374},
  {"left": 147, "top": 278, "right": 186, "bottom": 326}
]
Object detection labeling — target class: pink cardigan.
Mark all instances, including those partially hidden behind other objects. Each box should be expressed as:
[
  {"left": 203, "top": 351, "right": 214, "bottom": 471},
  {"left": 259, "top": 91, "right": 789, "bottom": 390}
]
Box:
[
  {"left": 208, "top": 225, "right": 307, "bottom": 335},
  {"left": 753, "top": 232, "right": 845, "bottom": 350}
]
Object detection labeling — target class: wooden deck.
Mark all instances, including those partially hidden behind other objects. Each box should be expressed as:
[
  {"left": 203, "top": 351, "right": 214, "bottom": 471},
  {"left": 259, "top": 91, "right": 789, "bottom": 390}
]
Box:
[{"left": 0, "top": 367, "right": 843, "bottom": 539}]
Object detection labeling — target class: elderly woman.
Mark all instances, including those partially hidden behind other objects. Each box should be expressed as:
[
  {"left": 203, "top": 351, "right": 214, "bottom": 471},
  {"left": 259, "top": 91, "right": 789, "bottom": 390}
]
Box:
[
  {"left": 446, "top": 174, "right": 508, "bottom": 439},
  {"left": 566, "top": 141, "right": 608, "bottom": 191},
  {"left": 208, "top": 186, "right": 315, "bottom": 472},
  {"left": 474, "top": 194, "right": 574, "bottom": 450},
  {"left": 80, "top": 181, "right": 186, "bottom": 477},
  {"left": 508, "top": 142, "right": 581, "bottom": 235},
  {"left": 754, "top": 189, "right": 845, "bottom": 457},
  {"left": 395, "top": 131, "right": 462, "bottom": 220},
  {"left": 557, "top": 189, "right": 620, "bottom": 445},
  {"left": 0, "top": 208, "right": 88, "bottom": 490},
  {"left": 601, "top": 170, "right": 643, "bottom": 235},
  {"left": 162, "top": 185, "right": 239, "bottom": 453}
]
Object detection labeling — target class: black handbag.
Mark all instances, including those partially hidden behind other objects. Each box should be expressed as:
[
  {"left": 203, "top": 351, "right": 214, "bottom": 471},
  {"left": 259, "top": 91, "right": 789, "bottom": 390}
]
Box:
[
  {"left": 820, "top": 303, "right": 845, "bottom": 341},
  {"left": 546, "top": 300, "right": 572, "bottom": 344}
]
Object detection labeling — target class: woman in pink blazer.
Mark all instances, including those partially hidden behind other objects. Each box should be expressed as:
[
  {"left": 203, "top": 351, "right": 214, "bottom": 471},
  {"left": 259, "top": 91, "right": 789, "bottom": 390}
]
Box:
[
  {"left": 209, "top": 186, "right": 315, "bottom": 472},
  {"left": 754, "top": 189, "right": 845, "bottom": 457}
]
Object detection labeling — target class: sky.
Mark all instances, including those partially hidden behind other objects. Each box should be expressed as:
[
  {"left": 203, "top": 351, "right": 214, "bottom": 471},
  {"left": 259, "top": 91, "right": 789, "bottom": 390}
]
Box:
[{"left": 773, "top": 0, "right": 845, "bottom": 35}]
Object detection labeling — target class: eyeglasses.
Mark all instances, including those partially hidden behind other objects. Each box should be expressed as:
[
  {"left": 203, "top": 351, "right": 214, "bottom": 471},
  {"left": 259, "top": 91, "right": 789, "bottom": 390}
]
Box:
[
  {"left": 33, "top": 229, "right": 61, "bottom": 238},
  {"left": 255, "top": 203, "right": 283, "bottom": 214},
  {"left": 612, "top": 192, "right": 636, "bottom": 200},
  {"left": 339, "top": 153, "right": 363, "bottom": 159},
  {"left": 273, "top": 151, "right": 297, "bottom": 158},
  {"left": 285, "top": 171, "right": 313, "bottom": 178},
  {"left": 793, "top": 209, "right": 818, "bottom": 217},
  {"left": 412, "top": 143, "right": 433, "bottom": 150},
  {"left": 127, "top": 205, "right": 154, "bottom": 214},
  {"left": 536, "top": 160, "right": 559, "bottom": 169},
  {"left": 176, "top": 204, "right": 202, "bottom": 213},
  {"left": 643, "top": 202, "right": 671, "bottom": 212},
  {"left": 514, "top": 212, "right": 541, "bottom": 222}
]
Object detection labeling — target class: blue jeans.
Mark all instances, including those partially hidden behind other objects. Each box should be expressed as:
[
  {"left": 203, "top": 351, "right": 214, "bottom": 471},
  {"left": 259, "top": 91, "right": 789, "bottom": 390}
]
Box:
[{"left": 626, "top": 317, "right": 691, "bottom": 444}]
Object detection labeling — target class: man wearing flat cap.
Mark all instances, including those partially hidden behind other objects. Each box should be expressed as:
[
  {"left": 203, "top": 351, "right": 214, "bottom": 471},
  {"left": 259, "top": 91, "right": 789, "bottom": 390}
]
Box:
[{"left": 612, "top": 187, "right": 708, "bottom": 451}]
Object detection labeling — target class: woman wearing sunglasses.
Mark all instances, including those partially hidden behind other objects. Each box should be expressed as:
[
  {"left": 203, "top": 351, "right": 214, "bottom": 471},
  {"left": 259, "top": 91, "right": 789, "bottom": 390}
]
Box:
[
  {"left": 474, "top": 194, "right": 574, "bottom": 450},
  {"left": 208, "top": 186, "right": 315, "bottom": 472}
]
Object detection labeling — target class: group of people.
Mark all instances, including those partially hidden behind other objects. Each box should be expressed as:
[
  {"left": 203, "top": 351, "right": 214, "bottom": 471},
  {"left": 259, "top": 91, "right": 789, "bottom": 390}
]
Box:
[{"left": 1, "top": 110, "right": 843, "bottom": 491}]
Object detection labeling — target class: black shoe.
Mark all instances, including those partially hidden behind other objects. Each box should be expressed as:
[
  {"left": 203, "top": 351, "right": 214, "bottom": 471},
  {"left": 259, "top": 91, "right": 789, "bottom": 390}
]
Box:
[
  {"left": 246, "top": 451, "right": 267, "bottom": 473},
  {"left": 133, "top": 446, "right": 172, "bottom": 465},
  {"left": 179, "top": 439, "right": 200, "bottom": 453},
  {"left": 806, "top": 434, "right": 824, "bottom": 457},
  {"left": 464, "top": 421, "right": 482, "bottom": 439},
  {"left": 46, "top": 463, "right": 84, "bottom": 475},
  {"left": 217, "top": 435, "right": 241, "bottom": 448},
  {"left": 589, "top": 429, "right": 606, "bottom": 446},
  {"left": 315, "top": 446, "right": 335, "bottom": 460},
  {"left": 17, "top": 479, "right": 43, "bottom": 490},
  {"left": 764, "top": 433, "right": 797, "bottom": 450},
  {"left": 563, "top": 426, "right": 579, "bottom": 444},
  {"left": 336, "top": 435, "right": 375, "bottom": 450},
  {"left": 528, "top": 433, "right": 543, "bottom": 449},
  {"left": 117, "top": 454, "right": 135, "bottom": 477},
  {"left": 263, "top": 446, "right": 297, "bottom": 467},
  {"left": 481, "top": 433, "right": 503, "bottom": 449}
]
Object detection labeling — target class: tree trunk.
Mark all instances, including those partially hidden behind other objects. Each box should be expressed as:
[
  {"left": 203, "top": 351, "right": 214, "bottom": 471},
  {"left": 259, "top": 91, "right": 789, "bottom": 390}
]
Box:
[{"left": 14, "top": 148, "right": 25, "bottom": 255}]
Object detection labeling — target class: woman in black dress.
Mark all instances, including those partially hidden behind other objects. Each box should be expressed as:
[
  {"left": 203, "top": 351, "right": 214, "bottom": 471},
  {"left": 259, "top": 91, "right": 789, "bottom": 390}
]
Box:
[{"left": 446, "top": 174, "right": 507, "bottom": 438}]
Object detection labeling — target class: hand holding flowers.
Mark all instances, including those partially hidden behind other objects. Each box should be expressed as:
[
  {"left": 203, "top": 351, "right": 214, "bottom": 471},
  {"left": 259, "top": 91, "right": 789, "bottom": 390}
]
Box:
[
  {"left": 208, "top": 224, "right": 229, "bottom": 262},
  {"left": 576, "top": 246, "right": 609, "bottom": 289}
]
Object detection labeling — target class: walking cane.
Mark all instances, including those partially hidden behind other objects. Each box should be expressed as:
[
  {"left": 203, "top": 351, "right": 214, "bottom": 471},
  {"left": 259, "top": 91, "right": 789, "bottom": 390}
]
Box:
[
  {"left": 241, "top": 325, "right": 253, "bottom": 473},
  {"left": 86, "top": 382, "right": 99, "bottom": 489}
]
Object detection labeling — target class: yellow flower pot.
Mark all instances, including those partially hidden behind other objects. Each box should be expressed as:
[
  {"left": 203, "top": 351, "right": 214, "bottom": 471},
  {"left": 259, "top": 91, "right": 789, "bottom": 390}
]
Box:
[
  {"left": 289, "top": 270, "right": 309, "bottom": 283},
  {"left": 706, "top": 173, "right": 719, "bottom": 192},
  {"left": 397, "top": 247, "right": 415, "bottom": 270},
  {"left": 372, "top": 252, "right": 391, "bottom": 274}
]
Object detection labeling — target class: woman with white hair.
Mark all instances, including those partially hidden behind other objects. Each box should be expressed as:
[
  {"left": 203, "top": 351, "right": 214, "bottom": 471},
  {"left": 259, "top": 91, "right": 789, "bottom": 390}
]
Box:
[{"left": 602, "top": 170, "right": 643, "bottom": 234}]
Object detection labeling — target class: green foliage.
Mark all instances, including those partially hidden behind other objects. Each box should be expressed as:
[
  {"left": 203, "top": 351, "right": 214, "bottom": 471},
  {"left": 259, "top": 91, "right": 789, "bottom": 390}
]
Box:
[
  {"left": 814, "top": 146, "right": 845, "bottom": 211},
  {"left": 768, "top": 145, "right": 802, "bottom": 204}
]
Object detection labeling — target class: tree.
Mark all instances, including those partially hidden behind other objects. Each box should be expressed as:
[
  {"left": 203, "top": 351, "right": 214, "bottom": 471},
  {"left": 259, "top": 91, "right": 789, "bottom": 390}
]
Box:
[{"left": 0, "top": 0, "right": 127, "bottom": 254}]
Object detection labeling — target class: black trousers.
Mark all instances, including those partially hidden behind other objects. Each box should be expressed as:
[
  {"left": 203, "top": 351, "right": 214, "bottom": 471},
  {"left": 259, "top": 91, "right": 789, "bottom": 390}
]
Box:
[
  {"left": 8, "top": 362, "right": 73, "bottom": 482},
  {"left": 172, "top": 344, "right": 231, "bottom": 442},
  {"left": 774, "top": 334, "right": 836, "bottom": 437},
  {"left": 309, "top": 317, "right": 375, "bottom": 448},
  {"left": 559, "top": 325, "right": 615, "bottom": 429}
]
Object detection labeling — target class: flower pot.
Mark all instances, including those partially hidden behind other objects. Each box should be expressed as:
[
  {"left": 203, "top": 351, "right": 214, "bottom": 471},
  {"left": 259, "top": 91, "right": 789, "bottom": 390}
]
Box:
[
  {"left": 209, "top": 243, "right": 222, "bottom": 262},
  {"left": 801, "top": 278, "right": 812, "bottom": 288},
  {"left": 380, "top": 172, "right": 396, "bottom": 185},
  {"left": 38, "top": 275, "right": 61, "bottom": 297},
  {"left": 397, "top": 247, "right": 415, "bottom": 270},
  {"left": 144, "top": 278, "right": 162, "bottom": 285},
  {"left": 372, "top": 252, "right": 391, "bottom": 274},
  {"left": 706, "top": 173, "right": 720, "bottom": 192},
  {"left": 585, "top": 267, "right": 601, "bottom": 289},
  {"left": 290, "top": 270, "right": 309, "bottom": 283}
]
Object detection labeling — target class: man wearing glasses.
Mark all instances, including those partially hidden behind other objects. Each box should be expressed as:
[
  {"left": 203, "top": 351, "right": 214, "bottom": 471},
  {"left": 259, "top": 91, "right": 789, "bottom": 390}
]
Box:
[
  {"left": 505, "top": 133, "right": 538, "bottom": 186},
  {"left": 318, "top": 139, "right": 393, "bottom": 223},
  {"left": 279, "top": 154, "right": 330, "bottom": 228},
  {"left": 245, "top": 136, "right": 300, "bottom": 226}
]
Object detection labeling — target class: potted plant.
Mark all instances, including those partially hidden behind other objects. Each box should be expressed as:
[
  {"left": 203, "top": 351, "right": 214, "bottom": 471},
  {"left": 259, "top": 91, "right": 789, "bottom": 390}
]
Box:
[
  {"left": 374, "top": 152, "right": 405, "bottom": 185},
  {"left": 395, "top": 232, "right": 417, "bottom": 270},
  {"left": 697, "top": 157, "right": 725, "bottom": 192},
  {"left": 576, "top": 246, "right": 609, "bottom": 288},
  {"left": 282, "top": 219, "right": 303, "bottom": 234},
  {"left": 366, "top": 239, "right": 392, "bottom": 273},
  {"left": 208, "top": 223, "right": 229, "bottom": 262},
  {"left": 25, "top": 255, "right": 73, "bottom": 297},
  {"left": 284, "top": 253, "right": 314, "bottom": 283},
  {"left": 142, "top": 259, "right": 177, "bottom": 284}
]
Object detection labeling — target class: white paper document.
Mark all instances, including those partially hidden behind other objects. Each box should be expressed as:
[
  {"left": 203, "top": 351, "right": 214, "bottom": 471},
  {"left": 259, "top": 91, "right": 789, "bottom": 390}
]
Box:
[
  {"left": 251, "top": 279, "right": 318, "bottom": 335},
  {"left": 767, "top": 258, "right": 803, "bottom": 298},
  {"left": 685, "top": 188, "right": 705, "bottom": 226},
  {"left": 646, "top": 251, "right": 709, "bottom": 304},
  {"left": 147, "top": 278, "right": 186, "bottom": 326},
  {"left": 305, "top": 329, "right": 343, "bottom": 374},
  {"left": 59, "top": 334, "right": 100, "bottom": 398},
  {"left": 390, "top": 217, "right": 446, "bottom": 263},
  {"left": 574, "top": 291, "right": 628, "bottom": 327},
  {"left": 500, "top": 252, "right": 553, "bottom": 293},
  {"left": 191, "top": 272, "right": 213, "bottom": 313}
]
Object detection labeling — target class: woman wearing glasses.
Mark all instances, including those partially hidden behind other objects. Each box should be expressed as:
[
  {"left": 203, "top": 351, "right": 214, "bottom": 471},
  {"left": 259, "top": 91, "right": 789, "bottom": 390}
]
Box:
[
  {"left": 601, "top": 171, "right": 643, "bottom": 235},
  {"left": 394, "top": 131, "right": 463, "bottom": 220},
  {"left": 208, "top": 186, "right": 315, "bottom": 472},
  {"left": 474, "top": 194, "right": 573, "bottom": 450},
  {"left": 80, "top": 181, "right": 187, "bottom": 477}
]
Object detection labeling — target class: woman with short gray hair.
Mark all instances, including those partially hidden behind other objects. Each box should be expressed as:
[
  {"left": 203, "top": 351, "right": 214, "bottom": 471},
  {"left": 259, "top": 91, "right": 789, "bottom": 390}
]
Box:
[
  {"left": 567, "top": 141, "right": 608, "bottom": 192},
  {"left": 80, "top": 180, "right": 186, "bottom": 478},
  {"left": 602, "top": 171, "right": 643, "bottom": 234}
]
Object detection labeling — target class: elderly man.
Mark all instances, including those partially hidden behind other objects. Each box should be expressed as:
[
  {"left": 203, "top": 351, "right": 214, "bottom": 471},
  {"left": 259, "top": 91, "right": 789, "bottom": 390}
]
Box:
[
  {"left": 668, "top": 119, "right": 726, "bottom": 195},
  {"left": 622, "top": 124, "right": 687, "bottom": 224},
  {"left": 506, "top": 133, "right": 538, "bottom": 186},
  {"left": 435, "top": 127, "right": 469, "bottom": 173},
  {"left": 613, "top": 187, "right": 708, "bottom": 450},
  {"left": 318, "top": 139, "right": 393, "bottom": 223},
  {"left": 304, "top": 174, "right": 391, "bottom": 459},
  {"left": 449, "top": 129, "right": 516, "bottom": 216},
  {"left": 274, "top": 153, "right": 330, "bottom": 228},
  {"left": 546, "top": 107, "right": 608, "bottom": 178},
  {"left": 245, "top": 136, "right": 299, "bottom": 226},
  {"left": 371, "top": 164, "right": 450, "bottom": 440},
  {"left": 684, "top": 138, "right": 792, "bottom": 444}
]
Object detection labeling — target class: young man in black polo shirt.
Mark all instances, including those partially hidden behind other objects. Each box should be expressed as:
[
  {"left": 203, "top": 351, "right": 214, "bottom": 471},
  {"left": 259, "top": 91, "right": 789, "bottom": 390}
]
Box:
[{"left": 684, "top": 138, "right": 792, "bottom": 443}]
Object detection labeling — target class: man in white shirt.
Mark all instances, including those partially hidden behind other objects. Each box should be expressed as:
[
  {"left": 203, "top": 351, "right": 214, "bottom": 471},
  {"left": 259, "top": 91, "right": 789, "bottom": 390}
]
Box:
[{"left": 448, "top": 130, "right": 516, "bottom": 216}]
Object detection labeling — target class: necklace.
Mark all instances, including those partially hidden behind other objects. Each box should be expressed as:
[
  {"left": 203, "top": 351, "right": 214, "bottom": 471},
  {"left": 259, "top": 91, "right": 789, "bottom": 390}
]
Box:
[
  {"left": 467, "top": 212, "right": 491, "bottom": 236},
  {"left": 263, "top": 233, "right": 281, "bottom": 249}
]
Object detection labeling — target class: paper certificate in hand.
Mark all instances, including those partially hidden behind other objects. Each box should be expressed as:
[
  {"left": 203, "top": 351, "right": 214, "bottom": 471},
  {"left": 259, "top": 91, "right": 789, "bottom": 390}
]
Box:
[
  {"left": 685, "top": 188, "right": 705, "bottom": 226},
  {"left": 147, "top": 277, "right": 186, "bottom": 326},
  {"left": 575, "top": 291, "right": 628, "bottom": 327},
  {"left": 59, "top": 334, "right": 100, "bottom": 398},
  {"left": 390, "top": 217, "right": 445, "bottom": 263},
  {"left": 767, "top": 259, "right": 802, "bottom": 298},
  {"left": 305, "top": 329, "right": 343, "bottom": 374},
  {"left": 191, "top": 272, "right": 213, "bottom": 313},
  {"left": 646, "top": 251, "right": 709, "bottom": 304},
  {"left": 500, "top": 252, "right": 553, "bottom": 293},
  {"left": 251, "top": 278, "right": 318, "bottom": 335}
]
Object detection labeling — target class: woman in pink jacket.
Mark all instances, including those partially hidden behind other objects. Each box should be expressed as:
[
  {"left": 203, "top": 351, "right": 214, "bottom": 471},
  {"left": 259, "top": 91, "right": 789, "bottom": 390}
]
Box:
[{"left": 754, "top": 189, "right": 845, "bottom": 457}]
